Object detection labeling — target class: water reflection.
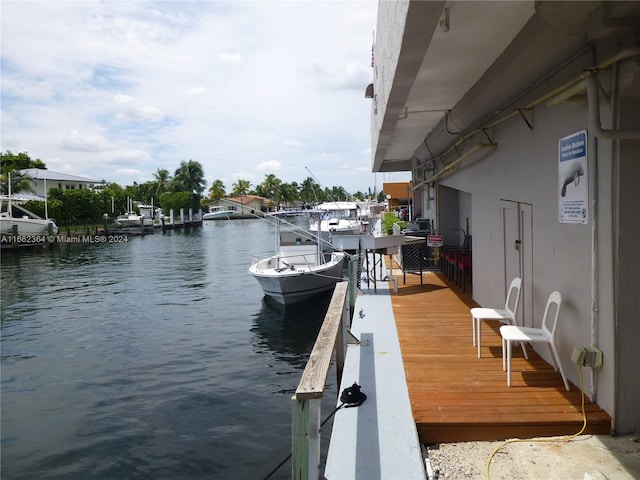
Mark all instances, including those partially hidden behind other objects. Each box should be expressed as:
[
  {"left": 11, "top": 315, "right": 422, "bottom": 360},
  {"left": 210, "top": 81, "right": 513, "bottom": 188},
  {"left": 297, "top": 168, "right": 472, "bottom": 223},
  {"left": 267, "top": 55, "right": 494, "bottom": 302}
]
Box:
[{"left": 250, "top": 293, "right": 333, "bottom": 369}]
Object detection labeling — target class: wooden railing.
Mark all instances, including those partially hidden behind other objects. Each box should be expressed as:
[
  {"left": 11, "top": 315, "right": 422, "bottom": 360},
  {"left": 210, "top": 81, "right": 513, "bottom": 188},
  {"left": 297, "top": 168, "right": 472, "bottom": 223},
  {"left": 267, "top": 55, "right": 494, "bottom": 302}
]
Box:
[{"left": 291, "top": 281, "right": 350, "bottom": 480}]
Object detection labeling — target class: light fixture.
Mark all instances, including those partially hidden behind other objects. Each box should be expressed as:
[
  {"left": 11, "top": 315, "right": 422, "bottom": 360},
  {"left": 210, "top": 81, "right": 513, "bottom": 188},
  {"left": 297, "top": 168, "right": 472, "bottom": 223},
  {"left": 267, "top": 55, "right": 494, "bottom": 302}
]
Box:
[
  {"left": 439, "top": 7, "right": 450, "bottom": 32},
  {"left": 364, "top": 83, "right": 374, "bottom": 98}
]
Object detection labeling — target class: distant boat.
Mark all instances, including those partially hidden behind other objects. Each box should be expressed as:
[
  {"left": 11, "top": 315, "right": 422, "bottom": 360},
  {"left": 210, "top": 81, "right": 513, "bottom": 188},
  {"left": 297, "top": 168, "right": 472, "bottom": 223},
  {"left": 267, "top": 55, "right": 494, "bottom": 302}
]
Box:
[
  {"left": 138, "top": 204, "right": 167, "bottom": 226},
  {"left": 1, "top": 173, "right": 59, "bottom": 237},
  {"left": 0, "top": 195, "right": 59, "bottom": 235},
  {"left": 203, "top": 205, "right": 236, "bottom": 220},
  {"left": 115, "top": 212, "right": 152, "bottom": 227},
  {"left": 249, "top": 211, "right": 346, "bottom": 305},
  {"left": 309, "top": 201, "right": 370, "bottom": 236},
  {"left": 116, "top": 197, "right": 153, "bottom": 227}
]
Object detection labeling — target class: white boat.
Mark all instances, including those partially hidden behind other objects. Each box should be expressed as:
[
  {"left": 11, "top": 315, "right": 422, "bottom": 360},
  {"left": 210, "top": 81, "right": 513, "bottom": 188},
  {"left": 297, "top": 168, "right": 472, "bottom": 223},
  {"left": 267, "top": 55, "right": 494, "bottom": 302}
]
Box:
[
  {"left": 249, "top": 211, "right": 346, "bottom": 305},
  {"left": 309, "top": 201, "right": 371, "bottom": 235},
  {"left": 115, "top": 198, "right": 153, "bottom": 227},
  {"left": 0, "top": 196, "right": 59, "bottom": 236},
  {"left": 203, "top": 205, "right": 236, "bottom": 220},
  {"left": 138, "top": 204, "right": 166, "bottom": 226},
  {"left": 115, "top": 212, "right": 152, "bottom": 227}
]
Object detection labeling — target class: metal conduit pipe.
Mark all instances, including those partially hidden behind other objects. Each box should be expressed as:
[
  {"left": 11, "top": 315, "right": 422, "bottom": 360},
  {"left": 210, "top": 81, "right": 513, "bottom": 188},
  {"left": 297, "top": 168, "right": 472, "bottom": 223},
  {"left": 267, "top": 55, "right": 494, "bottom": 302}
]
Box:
[
  {"left": 414, "top": 142, "right": 497, "bottom": 189},
  {"left": 419, "top": 47, "right": 640, "bottom": 180},
  {"left": 548, "top": 74, "right": 640, "bottom": 140},
  {"left": 586, "top": 75, "right": 640, "bottom": 139}
]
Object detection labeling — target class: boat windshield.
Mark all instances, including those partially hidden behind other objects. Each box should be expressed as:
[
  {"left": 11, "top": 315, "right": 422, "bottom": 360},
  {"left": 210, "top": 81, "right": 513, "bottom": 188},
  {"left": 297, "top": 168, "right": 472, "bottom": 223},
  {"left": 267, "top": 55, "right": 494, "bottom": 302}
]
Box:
[{"left": 328, "top": 209, "right": 357, "bottom": 219}]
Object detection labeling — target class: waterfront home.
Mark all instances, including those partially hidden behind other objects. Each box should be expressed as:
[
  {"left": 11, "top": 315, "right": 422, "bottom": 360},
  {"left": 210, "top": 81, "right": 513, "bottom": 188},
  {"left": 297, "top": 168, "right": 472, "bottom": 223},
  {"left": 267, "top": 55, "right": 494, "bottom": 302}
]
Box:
[
  {"left": 19, "top": 168, "right": 101, "bottom": 199},
  {"left": 369, "top": 0, "right": 639, "bottom": 436},
  {"left": 216, "top": 195, "right": 271, "bottom": 218}
]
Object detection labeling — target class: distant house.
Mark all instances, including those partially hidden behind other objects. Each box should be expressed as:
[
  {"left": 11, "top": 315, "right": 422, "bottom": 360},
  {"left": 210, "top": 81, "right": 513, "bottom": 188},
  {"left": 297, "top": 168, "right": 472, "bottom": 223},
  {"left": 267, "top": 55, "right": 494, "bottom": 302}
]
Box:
[
  {"left": 217, "top": 195, "right": 272, "bottom": 216},
  {"left": 382, "top": 181, "right": 414, "bottom": 217},
  {"left": 19, "top": 168, "right": 102, "bottom": 200}
]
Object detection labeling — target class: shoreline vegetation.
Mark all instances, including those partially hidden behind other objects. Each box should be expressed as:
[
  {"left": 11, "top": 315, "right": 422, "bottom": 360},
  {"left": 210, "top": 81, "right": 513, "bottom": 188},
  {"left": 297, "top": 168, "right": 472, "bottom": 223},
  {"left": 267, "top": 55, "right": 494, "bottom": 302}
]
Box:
[{"left": 2, "top": 151, "right": 386, "bottom": 233}]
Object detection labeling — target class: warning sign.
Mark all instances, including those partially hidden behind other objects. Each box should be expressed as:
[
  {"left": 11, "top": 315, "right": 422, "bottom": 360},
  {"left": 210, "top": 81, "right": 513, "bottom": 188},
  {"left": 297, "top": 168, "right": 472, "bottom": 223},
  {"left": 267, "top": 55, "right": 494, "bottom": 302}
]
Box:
[{"left": 427, "top": 235, "right": 444, "bottom": 247}]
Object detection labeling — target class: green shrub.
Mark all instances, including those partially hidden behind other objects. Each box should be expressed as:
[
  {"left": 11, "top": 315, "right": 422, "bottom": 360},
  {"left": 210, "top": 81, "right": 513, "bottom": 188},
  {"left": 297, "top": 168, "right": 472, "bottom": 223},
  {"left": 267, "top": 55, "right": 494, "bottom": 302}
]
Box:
[{"left": 383, "top": 212, "right": 407, "bottom": 235}]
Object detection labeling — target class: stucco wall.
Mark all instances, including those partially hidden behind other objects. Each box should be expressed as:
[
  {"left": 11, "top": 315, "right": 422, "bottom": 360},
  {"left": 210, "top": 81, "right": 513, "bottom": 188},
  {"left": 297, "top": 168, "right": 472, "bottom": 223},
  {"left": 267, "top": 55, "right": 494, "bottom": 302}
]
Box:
[
  {"left": 437, "top": 87, "right": 621, "bottom": 418},
  {"left": 615, "top": 94, "right": 640, "bottom": 433},
  {"left": 371, "top": 0, "right": 410, "bottom": 155}
]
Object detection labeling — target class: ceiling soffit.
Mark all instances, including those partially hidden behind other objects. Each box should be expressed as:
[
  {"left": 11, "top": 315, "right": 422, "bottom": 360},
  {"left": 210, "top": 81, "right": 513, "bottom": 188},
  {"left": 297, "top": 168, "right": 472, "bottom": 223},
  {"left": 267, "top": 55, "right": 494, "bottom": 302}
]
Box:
[{"left": 376, "top": 1, "right": 535, "bottom": 171}]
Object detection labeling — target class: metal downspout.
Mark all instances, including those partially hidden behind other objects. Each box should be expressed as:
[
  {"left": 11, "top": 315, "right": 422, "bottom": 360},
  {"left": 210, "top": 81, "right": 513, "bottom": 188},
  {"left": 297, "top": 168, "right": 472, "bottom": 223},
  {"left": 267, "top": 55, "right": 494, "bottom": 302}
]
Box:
[
  {"left": 547, "top": 46, "right": 640, "bottom": 140},
  {"left": 585, "top": 75, "right": 640, "bottom": 140},
  {"left": 591, "top": 132, "right": 599, "bottom": 403}
]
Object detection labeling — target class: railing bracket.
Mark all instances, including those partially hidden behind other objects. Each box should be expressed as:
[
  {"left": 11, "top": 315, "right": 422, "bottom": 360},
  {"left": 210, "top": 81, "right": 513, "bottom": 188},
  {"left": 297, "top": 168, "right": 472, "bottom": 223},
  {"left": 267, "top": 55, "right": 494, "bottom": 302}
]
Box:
[{"left": 348, "top": 330, "right": 369, "bottom": 346}]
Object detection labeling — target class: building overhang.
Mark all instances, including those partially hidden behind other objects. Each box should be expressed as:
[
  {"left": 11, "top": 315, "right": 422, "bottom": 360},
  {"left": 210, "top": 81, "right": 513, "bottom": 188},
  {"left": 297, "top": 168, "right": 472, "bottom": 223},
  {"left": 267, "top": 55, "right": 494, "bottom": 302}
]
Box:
[{"left": 371, "top": 1, "right": 640, "bottom": 176}]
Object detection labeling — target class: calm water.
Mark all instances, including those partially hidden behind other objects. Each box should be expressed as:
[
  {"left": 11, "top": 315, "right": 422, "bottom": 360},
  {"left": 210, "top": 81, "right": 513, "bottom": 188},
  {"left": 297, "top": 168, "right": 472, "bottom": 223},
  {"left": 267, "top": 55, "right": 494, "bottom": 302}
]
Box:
[{"left": 1, "top": 220, "right": 338, "bottom": 479}]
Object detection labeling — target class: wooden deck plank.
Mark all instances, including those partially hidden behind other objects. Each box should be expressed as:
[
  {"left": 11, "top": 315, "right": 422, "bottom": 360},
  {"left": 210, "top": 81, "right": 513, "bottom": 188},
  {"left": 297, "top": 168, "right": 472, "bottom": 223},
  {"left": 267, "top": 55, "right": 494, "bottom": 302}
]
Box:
[{"left": 388, "top": 269, "right": 612, "bottom": 443}]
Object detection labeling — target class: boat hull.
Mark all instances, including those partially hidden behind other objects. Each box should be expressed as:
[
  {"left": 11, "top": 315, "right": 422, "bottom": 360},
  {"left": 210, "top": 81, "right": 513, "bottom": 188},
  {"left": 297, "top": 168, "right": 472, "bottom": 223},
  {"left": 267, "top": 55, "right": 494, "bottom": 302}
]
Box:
[
  {"left": 203, "top": 210, "right": 236, "bottom": 220},
  {"left": 0, "top": 217, "right": 59, "bottom": 235},
  {"left": 115, "top": 216, "right": 152, "bottom": 227},
  {"left": 249, "top": 252, "right": 345, "bottom": 305}
]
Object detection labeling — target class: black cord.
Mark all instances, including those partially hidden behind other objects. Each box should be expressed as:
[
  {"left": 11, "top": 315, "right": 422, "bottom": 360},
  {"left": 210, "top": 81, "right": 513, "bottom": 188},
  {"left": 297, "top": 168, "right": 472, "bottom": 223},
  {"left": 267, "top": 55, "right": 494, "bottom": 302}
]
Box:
[
  {"left": 262, "top": 403, "right": 346, "bottom": 480},
  {"left": 262, "top": 382, "right": 367, "bottom": 480},
  {"left": 263, "top": 453, "right": 291, "bottom": 480}
]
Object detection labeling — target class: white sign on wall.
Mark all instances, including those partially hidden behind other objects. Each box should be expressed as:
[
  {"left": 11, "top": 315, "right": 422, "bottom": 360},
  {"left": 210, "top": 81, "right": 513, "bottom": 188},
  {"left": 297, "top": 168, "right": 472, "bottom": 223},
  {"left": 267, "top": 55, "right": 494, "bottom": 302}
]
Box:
[{"left": 558, "top": 130, "right": 588, "bottom": 224}]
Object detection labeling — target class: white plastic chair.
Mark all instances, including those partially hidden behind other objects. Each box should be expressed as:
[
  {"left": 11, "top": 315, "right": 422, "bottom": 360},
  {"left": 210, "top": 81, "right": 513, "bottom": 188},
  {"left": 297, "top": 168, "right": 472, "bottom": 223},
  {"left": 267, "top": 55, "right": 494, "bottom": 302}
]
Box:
[
  {"left": 500, "top": 291, "right": 570, "bottom": 391},
  {"left": 471, "top": 277, "right": 524, "bottom": 358}
]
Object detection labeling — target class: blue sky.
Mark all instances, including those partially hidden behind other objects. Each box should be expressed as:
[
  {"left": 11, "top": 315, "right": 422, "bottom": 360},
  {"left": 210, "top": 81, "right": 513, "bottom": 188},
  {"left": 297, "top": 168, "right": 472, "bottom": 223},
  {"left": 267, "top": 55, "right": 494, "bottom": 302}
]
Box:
[{"left": 1, "top": 0, "right": 408, "bottom": 195}]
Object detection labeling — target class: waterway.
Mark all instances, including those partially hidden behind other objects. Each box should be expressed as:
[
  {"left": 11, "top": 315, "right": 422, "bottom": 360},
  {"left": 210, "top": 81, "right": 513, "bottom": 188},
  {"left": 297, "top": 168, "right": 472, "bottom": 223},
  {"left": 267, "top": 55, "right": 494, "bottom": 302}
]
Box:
[{"left": 1, "top": 219, "right": 338, "bottom": 479}]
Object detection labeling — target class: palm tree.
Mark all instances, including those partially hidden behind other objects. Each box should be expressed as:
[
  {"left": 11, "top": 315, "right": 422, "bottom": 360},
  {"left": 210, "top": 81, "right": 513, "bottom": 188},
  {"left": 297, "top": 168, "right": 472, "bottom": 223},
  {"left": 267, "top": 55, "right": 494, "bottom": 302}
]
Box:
[
  {"left": 326, "top": 186, "right": 348, "bottom": 201},
  {"left": 208, "top": 179, "right": 226, "bottom": 200},
  {"left": 153, "top": 168, "right": 171, "bottom": 198},
  {"left": 174, "top": 160, "right": 206, "bottom": 194},
  {"left": 0, "top": 170, "right": 35, "bottom": 195},
  {"left": 231, "top": 179, "right": 252, "bottom": 197},
  {"left": 274, "top": 182, "right": 298, "bottom": 208},
  {"left": 260, "top": 173, "right": 281, "bottom": 200},
  {"left": 299, "top": 177, "right": 320, "bottom": 204}
]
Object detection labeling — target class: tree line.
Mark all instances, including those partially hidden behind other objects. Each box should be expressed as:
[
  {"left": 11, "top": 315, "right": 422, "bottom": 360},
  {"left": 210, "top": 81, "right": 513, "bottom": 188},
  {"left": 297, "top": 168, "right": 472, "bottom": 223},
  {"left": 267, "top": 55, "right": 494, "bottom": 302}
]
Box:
[{"left": 1, "top": 150, "right": 382, "bottom": 226}]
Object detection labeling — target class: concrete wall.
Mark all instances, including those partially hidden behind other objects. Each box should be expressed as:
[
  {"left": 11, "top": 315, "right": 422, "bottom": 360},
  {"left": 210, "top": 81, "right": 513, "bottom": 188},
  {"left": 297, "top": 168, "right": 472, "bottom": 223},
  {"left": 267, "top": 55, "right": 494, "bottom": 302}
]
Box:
[
  {"left": 434, "top": 70, "right": 640, "bottom": 424},
  {"left": 615, "top": 86, "right": 640, "bottom": 433},
  {"left": 371, "top": 0, "right": 410, "bottom": 158}
]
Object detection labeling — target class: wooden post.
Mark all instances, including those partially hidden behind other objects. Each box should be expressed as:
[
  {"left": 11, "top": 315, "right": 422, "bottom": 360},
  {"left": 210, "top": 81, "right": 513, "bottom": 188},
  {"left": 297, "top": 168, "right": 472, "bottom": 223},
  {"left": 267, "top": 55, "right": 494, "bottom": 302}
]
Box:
[
  {"left": 292, "top": 281, "right": 349, "bottom": 480},
  {"left": 335, "top": 293, "right": 350, "bottom": 386},
  {"left": 291, "top": 396, "right": 321, "bottom": 480},
  {"left": 348, "top": 254, "right": 358, "bottom": 314}
]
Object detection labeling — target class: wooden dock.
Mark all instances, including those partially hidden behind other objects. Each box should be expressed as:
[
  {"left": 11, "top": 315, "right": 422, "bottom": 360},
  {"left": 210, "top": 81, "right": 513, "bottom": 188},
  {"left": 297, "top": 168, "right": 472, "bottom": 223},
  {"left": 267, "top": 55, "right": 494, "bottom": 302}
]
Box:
[{"left": 389, "top": 270, "right": 612, "bottom": 444}]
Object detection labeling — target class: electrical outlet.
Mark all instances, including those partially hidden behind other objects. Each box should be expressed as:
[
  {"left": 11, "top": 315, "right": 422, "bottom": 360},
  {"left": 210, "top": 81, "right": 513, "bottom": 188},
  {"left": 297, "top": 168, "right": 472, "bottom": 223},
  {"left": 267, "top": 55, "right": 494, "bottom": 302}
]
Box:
[
  {"left": 571, "top": 347, "right": 586, "bottom": 365},
  {"left": 584, "top": 344, "right": 603, "bottom": 368}
]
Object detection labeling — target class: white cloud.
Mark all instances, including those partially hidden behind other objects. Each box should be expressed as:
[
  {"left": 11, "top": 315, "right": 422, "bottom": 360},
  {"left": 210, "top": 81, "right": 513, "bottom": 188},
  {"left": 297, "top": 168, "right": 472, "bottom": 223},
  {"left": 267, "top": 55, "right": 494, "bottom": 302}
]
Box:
[
  {"left": 101, "top": 149, "right": 154, "bottom": 166},
  {"left": 218, "top": 52, "right": 242, "bottom": 64},
  {"left": 114, "top": 94, "right": 164, "bottom": 121},
  {"left": 58, "top": 131, "right": 111, "bottom": 152},
  {"left": 0, "top": 1, "right": 399, "bottom": 194},
  {"left": 184, "top": 87, "right": 207, "bottom": 98},
  {"left": 116, "top": 168, "right": 145, "bottom": 177},
  {"left": 257, "top": 160, "right": 282, "bottom": 172}
]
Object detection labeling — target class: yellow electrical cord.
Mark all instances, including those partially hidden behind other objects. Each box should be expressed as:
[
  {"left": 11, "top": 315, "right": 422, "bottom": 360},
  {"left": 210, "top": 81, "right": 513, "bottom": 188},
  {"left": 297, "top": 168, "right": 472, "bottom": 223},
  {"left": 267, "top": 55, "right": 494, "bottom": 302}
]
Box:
[{"left": 485, "top": 364, "right": 587, "bottom": 480}]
